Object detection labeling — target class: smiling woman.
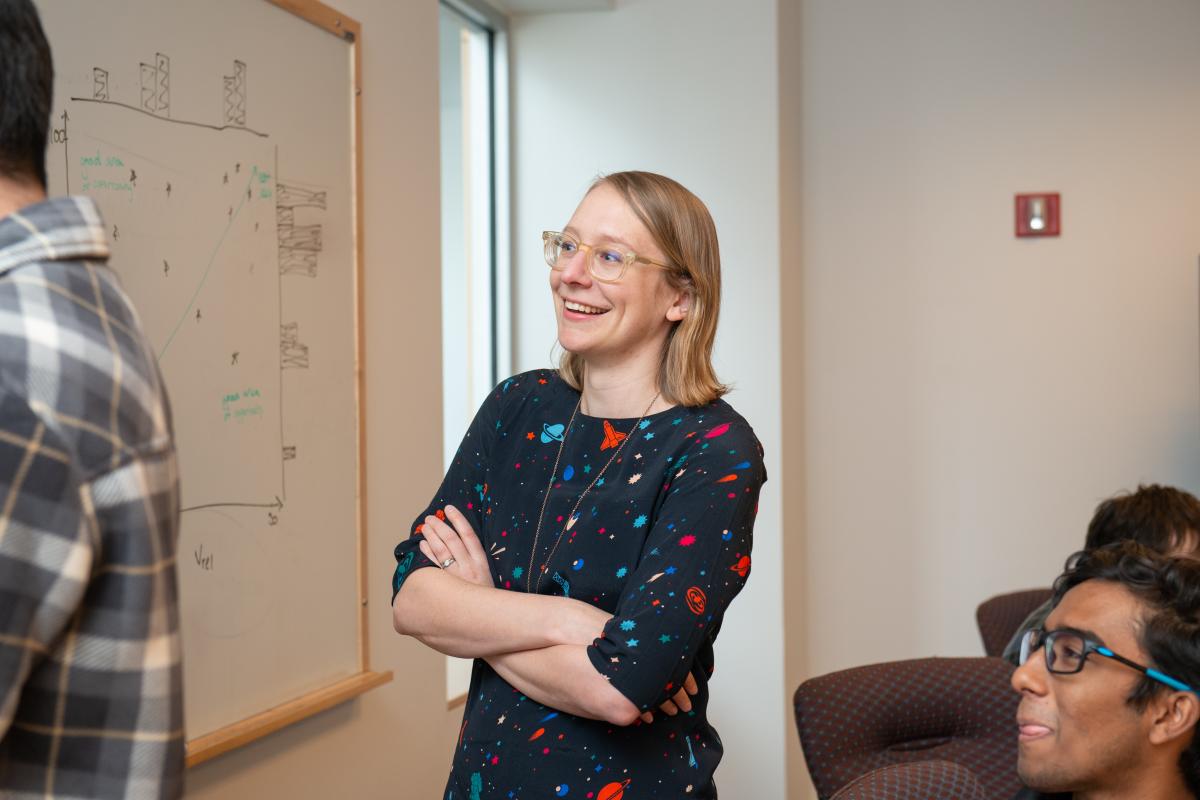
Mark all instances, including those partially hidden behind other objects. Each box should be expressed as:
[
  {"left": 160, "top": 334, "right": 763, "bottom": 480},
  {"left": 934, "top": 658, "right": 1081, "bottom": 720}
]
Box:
[
  {"left": 392, "top": 172, "right": 767, "bottom": 799},
  {"left": 553, "top": 172, "right": 727, "bottom": 410}
]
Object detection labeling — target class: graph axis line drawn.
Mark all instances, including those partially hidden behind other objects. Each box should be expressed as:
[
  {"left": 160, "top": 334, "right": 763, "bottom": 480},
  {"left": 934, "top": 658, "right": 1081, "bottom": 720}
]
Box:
[
  {"left": 68, "top": 97, "right": 269, "bottom": 138},
  {"left": 181, "top": 497, "right": 284, "bottom": 514},
  {"left": 61, "top": 110, "right": 70, "bottom": 194},
  {"left": 275, "top": 146, "right": 287, "bottom": 500}
]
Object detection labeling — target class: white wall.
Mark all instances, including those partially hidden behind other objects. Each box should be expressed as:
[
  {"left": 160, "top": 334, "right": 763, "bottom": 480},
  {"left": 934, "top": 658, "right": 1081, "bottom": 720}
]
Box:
[
  {"left": 510, "top": 1, "right": 786, "bottom": 796},
  {"left": 798, "top": 0, "right": 1200, "bottom": 678}
]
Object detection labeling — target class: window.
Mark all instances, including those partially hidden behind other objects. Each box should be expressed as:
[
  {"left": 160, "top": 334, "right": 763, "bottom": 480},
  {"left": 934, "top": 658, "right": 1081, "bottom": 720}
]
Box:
[{"left": 438, "top": 0, "right": 509, "bottom": 706}]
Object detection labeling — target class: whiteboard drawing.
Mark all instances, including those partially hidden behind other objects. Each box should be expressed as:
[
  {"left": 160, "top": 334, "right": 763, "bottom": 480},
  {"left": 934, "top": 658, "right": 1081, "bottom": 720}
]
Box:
[
  {"left": 277, "top": 182, "right": 325, "bottom": 278},
  {"left": 138, "top": 52, "right": 170, "bottom": 115},
  {"left": 39, "top": 0, "right": 364, "bottom": 747},
  {"left": 223, "top": 60, "right": 246, "bottom": 127},
  {"left": 72, "top": 50, "right": 268, "bottom": 137},
  {"left": 92, "top": 67, "right": 109, "bottom": 101}
]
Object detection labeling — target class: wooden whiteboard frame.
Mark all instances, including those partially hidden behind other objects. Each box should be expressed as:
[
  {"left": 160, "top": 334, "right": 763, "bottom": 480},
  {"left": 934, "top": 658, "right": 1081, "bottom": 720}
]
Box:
[{"left": 185, "top": 0, "right": 391, "bottom": 767}]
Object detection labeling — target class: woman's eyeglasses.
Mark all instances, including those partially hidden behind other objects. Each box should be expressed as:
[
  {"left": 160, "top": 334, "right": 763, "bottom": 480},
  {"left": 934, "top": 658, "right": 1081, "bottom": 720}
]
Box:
[{"left": 542, "top": 230, "right": 672, "bottom": 284}]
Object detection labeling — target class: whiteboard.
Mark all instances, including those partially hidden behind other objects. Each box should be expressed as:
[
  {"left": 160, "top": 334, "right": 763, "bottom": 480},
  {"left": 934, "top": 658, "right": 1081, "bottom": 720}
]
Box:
[{"left": 36, "top": 0, "right": 387, "bottom": 763}]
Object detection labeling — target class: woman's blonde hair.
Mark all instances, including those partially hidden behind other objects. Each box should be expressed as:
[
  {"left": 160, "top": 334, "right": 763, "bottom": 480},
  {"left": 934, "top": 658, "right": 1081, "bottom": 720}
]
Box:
[{"left": 558, "top": 171, "right": 727, "bottom": 407}]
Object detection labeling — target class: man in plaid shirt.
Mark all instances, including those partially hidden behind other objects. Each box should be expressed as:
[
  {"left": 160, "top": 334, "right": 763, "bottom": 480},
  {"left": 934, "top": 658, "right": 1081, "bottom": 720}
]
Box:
[{"left": 0, "top": 2, "right": 185, "bottom": 797}]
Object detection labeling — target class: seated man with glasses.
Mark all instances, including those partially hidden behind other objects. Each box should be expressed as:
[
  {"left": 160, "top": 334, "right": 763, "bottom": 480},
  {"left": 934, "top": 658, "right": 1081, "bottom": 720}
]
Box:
[{"left": 1013, "top": 541, "right": 1200, "bottom": 799}]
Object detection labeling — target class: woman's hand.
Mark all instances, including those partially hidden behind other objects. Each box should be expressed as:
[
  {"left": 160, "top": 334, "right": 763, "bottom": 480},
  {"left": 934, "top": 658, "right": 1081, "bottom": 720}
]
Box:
[
  {"left": 555, "top": 601, "right": 612, "bottom": 648},
  {"left": 418, "top": 505, "right": 492, "bottom": 588},
  {"left": 639, "top": 671, "right": 699, "bottom": 724}
]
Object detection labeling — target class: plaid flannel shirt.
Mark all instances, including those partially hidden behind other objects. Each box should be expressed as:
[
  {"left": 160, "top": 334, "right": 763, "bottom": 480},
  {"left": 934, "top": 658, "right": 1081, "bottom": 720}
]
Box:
[{"left": 0, "top": 197, "right": 184, "bottom": 798}]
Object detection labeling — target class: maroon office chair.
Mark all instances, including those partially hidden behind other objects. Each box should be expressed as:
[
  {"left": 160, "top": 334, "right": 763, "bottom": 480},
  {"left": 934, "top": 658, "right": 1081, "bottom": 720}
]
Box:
[
  {"left": 794, "top": 657, "right": 1021, "bottom": 800},
  {"left": 976, "top": 588, "right": 1053, "bottom": 657},
  {"left": 831, "top": 759, "right": 988, "bottom": 800}
]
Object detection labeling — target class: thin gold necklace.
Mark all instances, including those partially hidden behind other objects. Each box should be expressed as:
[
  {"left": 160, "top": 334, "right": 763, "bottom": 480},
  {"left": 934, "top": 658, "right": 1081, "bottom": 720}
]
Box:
[{"left": 525, "top": 390, "right": 660, "bottom": 594}]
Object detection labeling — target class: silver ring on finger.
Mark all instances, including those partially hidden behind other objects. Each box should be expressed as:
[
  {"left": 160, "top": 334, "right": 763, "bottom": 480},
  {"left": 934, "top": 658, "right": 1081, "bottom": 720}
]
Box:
[{"left": 441, "top": 557, "right": 456, "bottom": 569}]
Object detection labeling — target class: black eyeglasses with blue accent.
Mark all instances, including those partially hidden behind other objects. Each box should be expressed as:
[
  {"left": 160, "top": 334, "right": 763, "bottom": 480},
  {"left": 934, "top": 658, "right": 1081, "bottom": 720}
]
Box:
[{"left": 1019, "top": 627, "right": 1195, "bottom": 694}]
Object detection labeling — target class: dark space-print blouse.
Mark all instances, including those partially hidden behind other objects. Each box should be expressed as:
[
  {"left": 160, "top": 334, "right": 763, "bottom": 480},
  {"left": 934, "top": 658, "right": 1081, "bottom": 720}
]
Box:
[{"left": 392, "top": 370, "right": 766, "bottom": 800}]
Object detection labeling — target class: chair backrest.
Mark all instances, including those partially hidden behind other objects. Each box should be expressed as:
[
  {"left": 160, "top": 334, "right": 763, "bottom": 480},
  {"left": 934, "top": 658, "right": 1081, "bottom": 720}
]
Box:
[
  {"left": 830, "top": 760, "right": 988, "bottom": 800},
  {"left": 976, "top": 588, "right": 1053, "bottom": 657},
  {"left": 794, "top": 656, "right": 1020, "bottom": 800}
]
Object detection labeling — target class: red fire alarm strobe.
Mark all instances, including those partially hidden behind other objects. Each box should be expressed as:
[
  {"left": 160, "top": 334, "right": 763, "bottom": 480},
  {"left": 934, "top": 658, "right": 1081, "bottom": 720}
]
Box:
[{"left": 1015, "top": 193, "right": 1060, "bottom": 237}]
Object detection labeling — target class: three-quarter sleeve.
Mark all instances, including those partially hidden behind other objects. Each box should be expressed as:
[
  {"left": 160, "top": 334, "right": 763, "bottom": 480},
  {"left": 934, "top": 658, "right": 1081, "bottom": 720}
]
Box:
[
  {"left": 585, "top": 418, "right": 766, "bottom": 710},
  {"left": 391, "top": 382, "right": 504, "bottom": 602}
]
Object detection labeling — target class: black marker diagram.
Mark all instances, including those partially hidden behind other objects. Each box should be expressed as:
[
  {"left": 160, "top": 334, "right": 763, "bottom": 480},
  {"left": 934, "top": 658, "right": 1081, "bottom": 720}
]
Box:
[
  {"left": 277, "top": 183, "right": 325, "bottom": 277},
  {"left": 49, "top": 51, "right": 338, "bottom": 534},
  {"left": 38, "top": 1, "right": 366, "bottom": 742},
  {"left": 93, "top": 68, "right": 109, "bottom": 101},
  {"left": 280, "top": 322, "right": 311, "bottom": 369},
  {"left": 139, "top": 53, "right": 170, "bottom": 116},
  {"left": 223, "top": 60, "right": 247, "bottom": 127},
  {"left": 71, "top": 51, "right": 268, "bottom": 137}
]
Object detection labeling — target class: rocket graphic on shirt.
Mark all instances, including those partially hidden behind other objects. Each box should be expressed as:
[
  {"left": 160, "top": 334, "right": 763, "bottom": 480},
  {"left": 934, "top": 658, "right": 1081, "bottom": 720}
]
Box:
[{"left": 600, "top": 419, "right": 627, "bottom": 450}]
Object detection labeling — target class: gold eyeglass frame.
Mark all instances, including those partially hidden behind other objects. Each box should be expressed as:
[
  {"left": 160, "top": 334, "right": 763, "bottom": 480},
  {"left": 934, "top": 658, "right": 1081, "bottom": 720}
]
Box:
[{"left": 542, "top": 230, "right": 673, "bottom": 284}]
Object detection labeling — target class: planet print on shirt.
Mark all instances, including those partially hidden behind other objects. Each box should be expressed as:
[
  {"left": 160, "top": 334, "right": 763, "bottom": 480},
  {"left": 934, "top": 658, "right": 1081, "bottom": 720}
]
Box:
[
  {"left": 598, "top": 779, "right": 632, "bottom": 800},
  {"left": 541, "top": 422, "right": 566, "bottom": 443}
]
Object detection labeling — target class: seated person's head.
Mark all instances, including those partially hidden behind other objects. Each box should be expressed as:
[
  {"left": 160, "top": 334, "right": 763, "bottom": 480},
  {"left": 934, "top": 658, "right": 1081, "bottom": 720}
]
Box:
[
  {"left": 1013, "top": 542, "right": 1200, "bottom": 798},
  {"left": 1086, "top": 484, "right": 1200, "bottom": 558}
]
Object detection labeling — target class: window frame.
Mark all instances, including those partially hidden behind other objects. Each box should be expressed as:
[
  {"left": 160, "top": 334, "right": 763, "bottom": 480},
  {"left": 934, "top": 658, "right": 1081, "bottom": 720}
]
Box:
[{"left": 437, "top": 0, "right": 511, "bottom": 709}]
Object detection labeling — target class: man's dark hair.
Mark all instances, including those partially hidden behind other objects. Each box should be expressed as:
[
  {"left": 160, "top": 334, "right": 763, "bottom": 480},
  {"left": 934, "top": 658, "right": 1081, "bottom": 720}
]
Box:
[
  {"left": 1052, "top": 541, "right": 1200, "bottom": 796},
  {"left": 0, "top": 0, "right": 53, "bottom": 188},
  {"left": 1085, "top": 484, "right": 1200, "bottom": 554}
]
